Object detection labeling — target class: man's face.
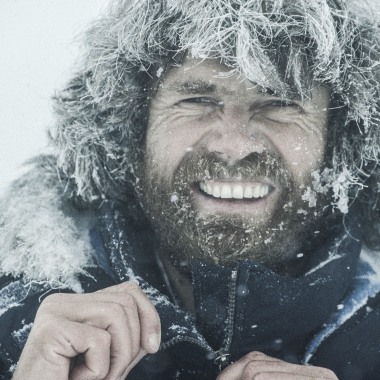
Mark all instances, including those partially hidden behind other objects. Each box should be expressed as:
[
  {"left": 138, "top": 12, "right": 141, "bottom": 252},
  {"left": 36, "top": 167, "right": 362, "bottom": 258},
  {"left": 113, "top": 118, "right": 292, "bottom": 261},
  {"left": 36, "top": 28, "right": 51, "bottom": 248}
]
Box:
[{"left": 141, "top": 58, "right": 330, "bottom": 268}]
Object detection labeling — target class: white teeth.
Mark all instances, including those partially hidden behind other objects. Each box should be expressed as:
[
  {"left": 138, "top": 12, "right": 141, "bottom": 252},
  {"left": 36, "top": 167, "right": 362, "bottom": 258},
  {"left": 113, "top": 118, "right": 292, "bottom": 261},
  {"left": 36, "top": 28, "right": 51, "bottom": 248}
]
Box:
[
  {"left": 260, "top": 184, "right": 269, "bottom": 197},
  {"left": 253, "top": 186, "right": 261, "bottom": 198},
  {"left": 243, "top": 186, "right": 253, "bottom": 198},
  {"left": 199, "top": 181, "right": 271, "bottom": 200},
  {"left": 213, "top": 185, "right": 221, "bottom": 198},
  {"left": 232, "top": 185, "right": 244, "bottom": 199},
  {"left": 221, "top": 184, "right": 232, "bottom": 199}
]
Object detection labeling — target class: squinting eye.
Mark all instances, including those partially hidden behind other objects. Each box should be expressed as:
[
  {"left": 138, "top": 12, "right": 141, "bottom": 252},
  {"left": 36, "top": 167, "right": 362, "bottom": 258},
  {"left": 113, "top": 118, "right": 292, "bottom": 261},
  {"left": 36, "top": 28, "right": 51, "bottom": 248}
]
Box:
[
  {"left": 180, "top": 97, "right": 217, "bottom": 105},
  {"left": 267, "top": 99, "right": 299, "bottom": 108}
]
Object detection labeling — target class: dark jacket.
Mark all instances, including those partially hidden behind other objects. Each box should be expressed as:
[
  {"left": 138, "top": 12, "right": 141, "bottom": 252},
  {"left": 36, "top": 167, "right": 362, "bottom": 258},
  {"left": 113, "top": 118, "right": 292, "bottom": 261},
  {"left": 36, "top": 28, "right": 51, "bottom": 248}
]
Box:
[{"left": 1, "top": 161, "right": 380, "bottom": 380}]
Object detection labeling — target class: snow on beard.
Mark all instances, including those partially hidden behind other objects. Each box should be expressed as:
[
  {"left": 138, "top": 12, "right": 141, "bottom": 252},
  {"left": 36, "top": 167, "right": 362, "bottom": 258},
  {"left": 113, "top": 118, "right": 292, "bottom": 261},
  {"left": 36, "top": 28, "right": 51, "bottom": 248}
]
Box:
[{"left": 143, "top": 149, "right": 328, "bottom": 269}]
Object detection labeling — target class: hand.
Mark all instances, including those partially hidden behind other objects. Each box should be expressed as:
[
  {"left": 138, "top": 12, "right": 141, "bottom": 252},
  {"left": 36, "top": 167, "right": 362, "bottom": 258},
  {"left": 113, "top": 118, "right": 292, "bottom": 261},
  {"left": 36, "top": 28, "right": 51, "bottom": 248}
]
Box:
[
  {"left": 216, "top": 352, "right": 338, "bottom": 380},
  {"left": 12, "top": 282, "right": 161, "bottom": 380}
]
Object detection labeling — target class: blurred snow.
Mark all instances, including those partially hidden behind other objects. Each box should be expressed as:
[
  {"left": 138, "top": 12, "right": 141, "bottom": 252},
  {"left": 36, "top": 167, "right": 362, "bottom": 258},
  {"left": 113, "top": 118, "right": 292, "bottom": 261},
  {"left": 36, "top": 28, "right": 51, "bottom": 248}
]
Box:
[{"left": 0, "top": 0, "right": 106, "bottom": 194}]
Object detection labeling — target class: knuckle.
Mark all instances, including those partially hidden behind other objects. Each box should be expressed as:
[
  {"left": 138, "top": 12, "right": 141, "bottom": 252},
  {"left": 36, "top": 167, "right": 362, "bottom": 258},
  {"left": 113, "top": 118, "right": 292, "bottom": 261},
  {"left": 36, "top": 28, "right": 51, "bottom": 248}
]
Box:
[
  {"left": 38, "top": 293, "right": 77, "bottom": 315},
  {"left": 29, "top": 323, "right": 68, "bottom": 363},
  {"left": 35, "top": 302, "right": 52, "bottom": 317},
  {"left": 94, "top": 329, "right": 112, "bottom": 347},
  {"left": 245, "top": 351, "right": 267, "bottom": 361},
  {"left": 122, "top": 293, "right": 137, "bottom": 308},
  {"left": 244, "top": 361, "right": 259, "bottom": 375},
  {"left": 242, "top": 363, "right": 274, "bottom": 379},
  {"left": 41, "top": 292, "right": 67, "bottom": 304},
  {"left": 124, "top": 281, "right": 141, "bottom": 293},
  {"left": 106, "top": 301, "right": 127, "bottom": 316},
  {"left": 38, "top": 340, "right": 60, "bottom": 365}
]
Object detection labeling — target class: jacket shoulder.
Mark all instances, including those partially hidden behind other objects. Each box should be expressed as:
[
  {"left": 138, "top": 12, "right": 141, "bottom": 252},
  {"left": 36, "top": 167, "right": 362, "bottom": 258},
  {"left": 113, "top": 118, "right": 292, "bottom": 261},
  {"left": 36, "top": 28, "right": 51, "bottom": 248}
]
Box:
[{"left": 309, "top": 246, "right": 380, "bottom": 379}]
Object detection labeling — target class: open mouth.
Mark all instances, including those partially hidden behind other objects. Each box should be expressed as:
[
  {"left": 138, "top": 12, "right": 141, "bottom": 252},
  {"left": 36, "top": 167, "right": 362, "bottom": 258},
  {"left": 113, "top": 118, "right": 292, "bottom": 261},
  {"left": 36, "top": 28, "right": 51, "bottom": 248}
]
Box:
[{"left": 198, "top": 180, "right": 274, "bottom": 200}]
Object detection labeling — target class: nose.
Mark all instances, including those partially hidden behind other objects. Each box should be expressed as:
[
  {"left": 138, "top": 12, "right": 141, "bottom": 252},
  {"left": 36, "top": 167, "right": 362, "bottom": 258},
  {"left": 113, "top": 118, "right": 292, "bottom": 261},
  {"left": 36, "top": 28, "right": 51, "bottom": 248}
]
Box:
[{"left": 203, "top": 106, "right": 268, "bottom": 162}]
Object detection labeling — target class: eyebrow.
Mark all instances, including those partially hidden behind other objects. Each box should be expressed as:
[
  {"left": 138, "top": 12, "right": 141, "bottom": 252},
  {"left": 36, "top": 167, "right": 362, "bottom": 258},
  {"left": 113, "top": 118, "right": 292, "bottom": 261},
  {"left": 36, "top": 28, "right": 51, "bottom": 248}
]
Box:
[
  {"left": 166, "top": 79, "right": 217, "bottom": 95},
  {"left": 264, "top": 87, "right": 304, "bottom": 101},
  {"left": 165, "top": 78, "right": 307, "bottom": 101}
]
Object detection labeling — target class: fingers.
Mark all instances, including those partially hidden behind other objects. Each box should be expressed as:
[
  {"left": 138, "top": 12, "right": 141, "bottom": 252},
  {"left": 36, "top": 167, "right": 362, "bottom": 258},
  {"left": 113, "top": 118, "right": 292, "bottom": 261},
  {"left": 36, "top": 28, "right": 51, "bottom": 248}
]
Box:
[
  {"left": 14, "top": 319, "right": 112, "bottom": 380},
  {"left": 43, "top": 282, "right": 160, "bottom": 377},
  {"left": 14, "top": 281, "right": 161, "bottom": 380},
  {"left": 217, "top": 352, "right": 338, "bottom": 380},
  {"left": 217, "top": 352, "right": 281, "bottom": 380},
  {"left": 61, "top": 321, "right": 112, "bottom": 380},
  {"left": 38, "top": 298, "right": 141, "bottom": 379},
  {"left": 96, "top": 282, "right": 161, "bottom": 353}
]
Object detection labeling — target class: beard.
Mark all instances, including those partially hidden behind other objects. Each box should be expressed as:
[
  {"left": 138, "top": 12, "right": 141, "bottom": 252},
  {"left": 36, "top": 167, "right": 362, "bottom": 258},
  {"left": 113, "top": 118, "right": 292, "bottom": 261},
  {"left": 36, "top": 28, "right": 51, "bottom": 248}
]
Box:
[{"left": 141, "top": 149, "right": 330, "bottom": 271}]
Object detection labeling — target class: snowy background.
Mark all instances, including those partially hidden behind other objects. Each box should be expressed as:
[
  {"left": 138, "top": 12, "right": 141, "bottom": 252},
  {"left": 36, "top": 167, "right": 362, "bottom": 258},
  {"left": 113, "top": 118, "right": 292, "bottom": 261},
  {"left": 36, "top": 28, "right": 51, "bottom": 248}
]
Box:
[{"left": 0, "top": 0, "right": 106, "bottom": 194}]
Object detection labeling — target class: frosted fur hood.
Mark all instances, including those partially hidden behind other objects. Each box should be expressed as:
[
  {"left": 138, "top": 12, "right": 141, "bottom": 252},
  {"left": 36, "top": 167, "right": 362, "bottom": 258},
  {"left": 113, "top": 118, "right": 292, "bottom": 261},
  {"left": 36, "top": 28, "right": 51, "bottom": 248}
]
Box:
[
  {"left": 0, "top": 157, "right": 94, "bottom": 291},
  {"left": 51, "top": 0, "right": 380, "bottom": 215}
]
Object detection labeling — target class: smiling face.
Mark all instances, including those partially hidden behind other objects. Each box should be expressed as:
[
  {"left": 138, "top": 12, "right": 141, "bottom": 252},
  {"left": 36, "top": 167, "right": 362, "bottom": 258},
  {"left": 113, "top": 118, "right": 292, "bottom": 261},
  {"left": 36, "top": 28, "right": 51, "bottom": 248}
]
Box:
[{"left": 141, "top": 58, "right": 330, "bottom": 269}]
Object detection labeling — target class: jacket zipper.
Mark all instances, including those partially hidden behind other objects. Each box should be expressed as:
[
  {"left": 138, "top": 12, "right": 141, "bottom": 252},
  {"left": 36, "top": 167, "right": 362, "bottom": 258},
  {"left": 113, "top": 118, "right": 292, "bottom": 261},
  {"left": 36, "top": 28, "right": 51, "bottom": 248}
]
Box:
[
  {"left": 214, "top": 269, "right": 238, "bottom": 372},
  {"left": 160, "top": 334, "right": 214, "bottom": 353},
  {"left": 160, "top": 269, "right": 239, "bottom": 373}
]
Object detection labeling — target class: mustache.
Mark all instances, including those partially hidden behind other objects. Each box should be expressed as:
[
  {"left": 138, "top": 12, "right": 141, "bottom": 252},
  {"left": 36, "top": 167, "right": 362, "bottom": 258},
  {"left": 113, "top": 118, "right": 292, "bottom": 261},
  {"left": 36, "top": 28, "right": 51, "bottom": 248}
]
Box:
[{"left": 172, "top": 151, "right": 292, "bottom": 188}]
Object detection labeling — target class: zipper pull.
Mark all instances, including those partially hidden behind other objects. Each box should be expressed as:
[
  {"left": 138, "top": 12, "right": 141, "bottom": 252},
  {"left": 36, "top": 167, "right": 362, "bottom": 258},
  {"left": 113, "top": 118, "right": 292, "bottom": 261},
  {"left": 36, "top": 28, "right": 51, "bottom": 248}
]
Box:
[{"left": 214, "top": 351, "right": 231, "bottom": 372}]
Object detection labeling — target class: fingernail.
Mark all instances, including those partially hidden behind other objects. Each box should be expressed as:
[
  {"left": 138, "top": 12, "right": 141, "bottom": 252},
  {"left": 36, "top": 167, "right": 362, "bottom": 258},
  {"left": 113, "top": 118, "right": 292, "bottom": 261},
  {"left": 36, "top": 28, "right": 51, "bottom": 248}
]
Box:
[{"left": 148, "top": 333, "right": 160, "bottom": 352}]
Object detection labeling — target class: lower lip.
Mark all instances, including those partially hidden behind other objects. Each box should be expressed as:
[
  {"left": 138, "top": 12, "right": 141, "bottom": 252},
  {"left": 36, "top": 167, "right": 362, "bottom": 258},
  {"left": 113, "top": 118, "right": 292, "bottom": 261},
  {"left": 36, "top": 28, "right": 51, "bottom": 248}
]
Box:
[{"left": 190, "top": 185, "right": 279, "bottom": 215}]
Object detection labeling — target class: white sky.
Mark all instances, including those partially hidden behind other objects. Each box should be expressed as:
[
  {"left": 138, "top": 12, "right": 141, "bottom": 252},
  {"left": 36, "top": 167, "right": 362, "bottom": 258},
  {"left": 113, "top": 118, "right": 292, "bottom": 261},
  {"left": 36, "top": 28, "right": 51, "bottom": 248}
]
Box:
[{"left": 0, "top": 0, "right": 106, "bottom": 193}]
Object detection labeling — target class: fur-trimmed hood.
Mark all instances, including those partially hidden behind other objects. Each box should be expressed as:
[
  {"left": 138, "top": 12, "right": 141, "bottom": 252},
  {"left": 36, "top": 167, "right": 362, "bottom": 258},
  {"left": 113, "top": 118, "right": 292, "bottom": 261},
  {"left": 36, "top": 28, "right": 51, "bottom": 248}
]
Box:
[
  {"left": 51, "top": 0, "right": 380, "bottom": 214},
  {"left": 0, "top": 156, "right": 94, "bottom": 292}
]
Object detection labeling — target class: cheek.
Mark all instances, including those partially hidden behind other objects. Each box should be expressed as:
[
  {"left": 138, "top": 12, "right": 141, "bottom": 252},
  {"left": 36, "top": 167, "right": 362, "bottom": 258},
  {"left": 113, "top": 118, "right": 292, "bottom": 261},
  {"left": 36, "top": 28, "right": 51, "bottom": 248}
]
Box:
[
  {"left": 267, "top": 123, "right": 326, "bottom": 184},
  {"left": 146, "top": 111, "right": 213, "bottom": 180},
  {"left": 288, "top": 135, "right": 325, "bottom": 182}
]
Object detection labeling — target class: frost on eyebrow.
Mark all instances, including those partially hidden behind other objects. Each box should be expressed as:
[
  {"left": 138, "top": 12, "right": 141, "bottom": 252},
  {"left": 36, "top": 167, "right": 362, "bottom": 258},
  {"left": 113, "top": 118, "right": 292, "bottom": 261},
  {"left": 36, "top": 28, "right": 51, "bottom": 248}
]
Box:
[
  {"left": 164, "top": 78, "right": 306, "bottom": 103},
  {"left": 164, "top": 79, "right": 217, "bottom": 95}
]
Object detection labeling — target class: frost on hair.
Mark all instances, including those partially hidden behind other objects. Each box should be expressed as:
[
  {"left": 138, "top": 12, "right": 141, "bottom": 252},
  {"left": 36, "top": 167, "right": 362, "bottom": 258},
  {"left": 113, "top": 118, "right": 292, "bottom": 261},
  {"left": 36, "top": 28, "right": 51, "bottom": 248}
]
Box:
[{"left": 50, "top": 0, "right": 380, "bottom": 240}]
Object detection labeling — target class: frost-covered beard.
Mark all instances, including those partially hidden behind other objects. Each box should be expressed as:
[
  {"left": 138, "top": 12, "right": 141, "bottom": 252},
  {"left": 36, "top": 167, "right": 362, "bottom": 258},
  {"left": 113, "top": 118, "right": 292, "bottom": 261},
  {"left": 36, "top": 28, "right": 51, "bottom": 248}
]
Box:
[{"left": 142, "top": 150, "right": 328, "bottom": 270}]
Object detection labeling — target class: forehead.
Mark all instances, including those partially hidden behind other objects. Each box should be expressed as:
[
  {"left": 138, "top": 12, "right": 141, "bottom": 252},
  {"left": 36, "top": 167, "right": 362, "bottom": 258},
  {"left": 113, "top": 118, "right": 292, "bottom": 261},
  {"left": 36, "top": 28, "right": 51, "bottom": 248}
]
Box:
[
  {"left": 159, "top": 58, "right": 259, "bottom": 96},
  {"left": 158, "top": 58, "right": 329, "bottom": 107}
]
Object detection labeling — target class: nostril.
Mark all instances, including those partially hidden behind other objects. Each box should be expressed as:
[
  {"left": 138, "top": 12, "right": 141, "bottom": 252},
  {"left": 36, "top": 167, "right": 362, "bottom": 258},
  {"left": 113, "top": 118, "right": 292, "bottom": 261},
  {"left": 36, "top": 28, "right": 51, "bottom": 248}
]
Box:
[{"left": 213, "top": 152, "right": 239, "bottom": 166}]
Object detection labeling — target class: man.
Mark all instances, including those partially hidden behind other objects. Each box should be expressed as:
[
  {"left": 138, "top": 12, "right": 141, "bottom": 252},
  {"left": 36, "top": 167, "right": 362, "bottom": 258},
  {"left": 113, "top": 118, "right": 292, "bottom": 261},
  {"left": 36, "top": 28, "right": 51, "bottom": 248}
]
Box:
[{"left": 1, "top": 0, "right": 380, "bottom": 379}]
